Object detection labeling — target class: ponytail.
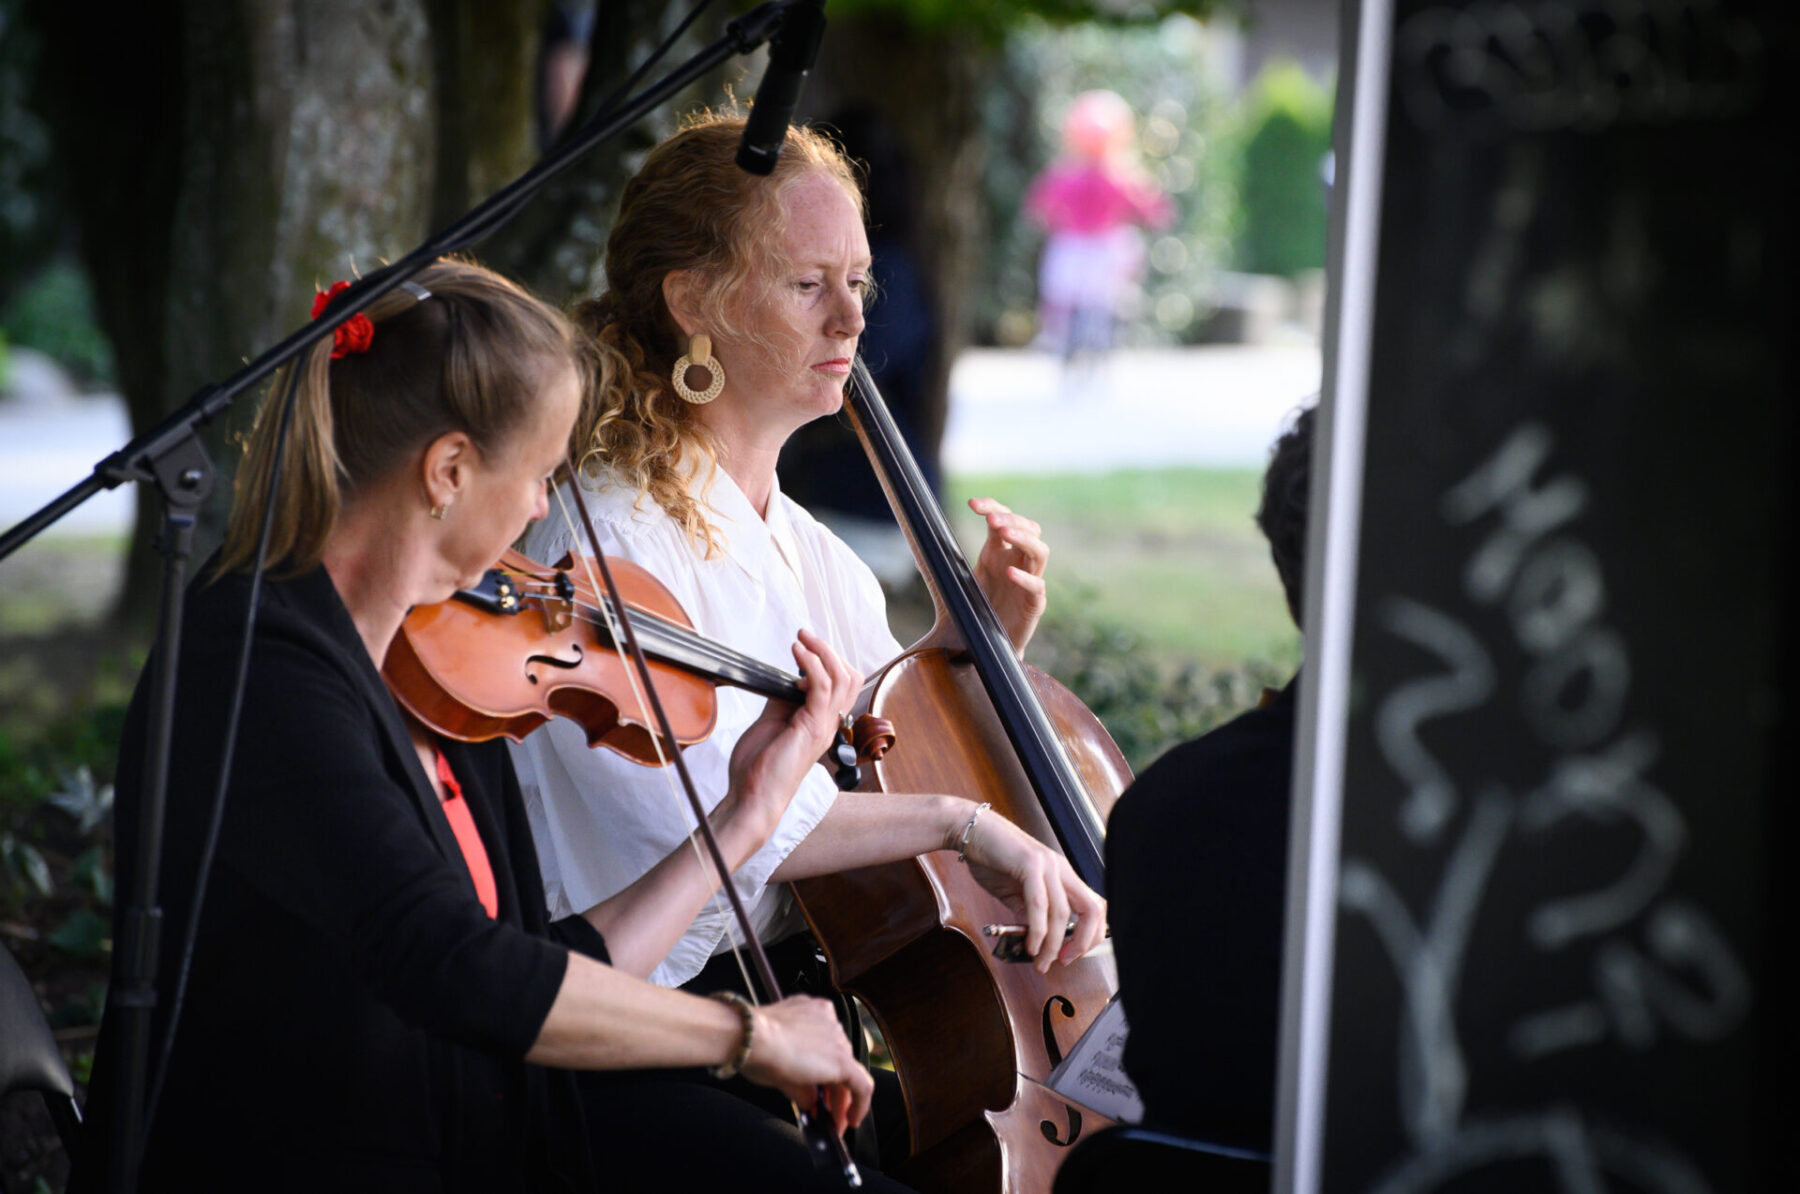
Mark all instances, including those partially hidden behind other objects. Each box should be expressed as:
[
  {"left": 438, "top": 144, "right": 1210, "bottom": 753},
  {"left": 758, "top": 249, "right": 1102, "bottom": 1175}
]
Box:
[
  {"left": 216, "top": 258, "right": 581, "bottom": 577},
  {"left": 217, "top": 343, "right": 340, "bottom": 576}
]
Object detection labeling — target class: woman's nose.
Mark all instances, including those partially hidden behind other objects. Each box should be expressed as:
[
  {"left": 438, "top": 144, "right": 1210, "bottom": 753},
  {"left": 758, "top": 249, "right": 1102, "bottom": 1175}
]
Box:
[{"left": 832, "top": 284, "right": 865, "bottom": 340}]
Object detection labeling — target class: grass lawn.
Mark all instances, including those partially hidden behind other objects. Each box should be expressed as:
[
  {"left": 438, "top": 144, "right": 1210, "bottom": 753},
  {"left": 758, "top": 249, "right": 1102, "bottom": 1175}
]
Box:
[
  {"left": 0, "top": 533, "right": 126, "bottom": 638},
  {"left": 946, "top": 467, "right": 1301, "bottom": 674}
]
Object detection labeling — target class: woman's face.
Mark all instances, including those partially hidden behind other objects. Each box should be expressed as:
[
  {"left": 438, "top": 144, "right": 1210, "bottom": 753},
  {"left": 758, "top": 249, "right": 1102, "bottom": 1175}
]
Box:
[
  {"left": 710, "top": 171, "right": 870, "bottom": 441},
  {"left": 438, "top": 361, "right": 582, "bottom": 593}
]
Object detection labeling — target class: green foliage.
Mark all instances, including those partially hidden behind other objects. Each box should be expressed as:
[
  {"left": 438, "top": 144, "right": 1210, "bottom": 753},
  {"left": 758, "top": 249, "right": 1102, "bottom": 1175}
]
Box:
[
  {"left": 1234, "top": 61, "right": 1332, "bottom": 277},
  {"left": 978, "top": 15, "right": 1241, "bottom": 345},
  {"left": 1031, "top": 587, "right": 1290, "bottom": 772},
  {"left": 948, "top": 466, "right": 1301, "bottom": 669},
  {"left": 46, "top": 906, "right": 108, "bottom": 958},
  {"left": 0, "top": 259, "right": 117, "bottom": 385},
  {"left": 0, "top": 0, "right": 63, "bottom": 300},
  {"left": 0, "top": 699, "right": 122, "bottom": 971},
  {"left": 823, "top": 0, "right": 1223, "bottom": 43}
]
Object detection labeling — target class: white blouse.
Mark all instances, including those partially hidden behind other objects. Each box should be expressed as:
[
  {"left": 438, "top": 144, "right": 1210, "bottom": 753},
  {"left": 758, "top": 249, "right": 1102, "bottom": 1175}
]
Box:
[{"left": 508, "top": 460, "right": 903, "bottom": 987}]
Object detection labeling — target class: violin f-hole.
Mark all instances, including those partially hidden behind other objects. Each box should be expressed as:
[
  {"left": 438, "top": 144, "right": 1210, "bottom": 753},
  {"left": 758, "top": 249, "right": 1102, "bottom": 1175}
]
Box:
[
  {"left": 1042, "top": 994, "right": 1076, "bottom": 1068},
  {"left": 525, "top": 642, "right": 584, "bottom": 684}
]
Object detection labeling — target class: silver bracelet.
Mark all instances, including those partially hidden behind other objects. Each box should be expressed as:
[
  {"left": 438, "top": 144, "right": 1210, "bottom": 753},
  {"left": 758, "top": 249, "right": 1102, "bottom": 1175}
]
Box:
[
  {"left": 709, "top": 990, "right": 756, "bottom": 1080},
  {"left": 957, "top": 801, "right": 992, "bottom": 864}
]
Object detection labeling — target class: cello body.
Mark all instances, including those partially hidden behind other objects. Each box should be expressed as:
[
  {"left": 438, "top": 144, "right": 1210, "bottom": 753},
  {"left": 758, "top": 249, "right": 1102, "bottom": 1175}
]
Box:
[{"left": 791, "top": 361, "right": 1132, "bottom": 1193}]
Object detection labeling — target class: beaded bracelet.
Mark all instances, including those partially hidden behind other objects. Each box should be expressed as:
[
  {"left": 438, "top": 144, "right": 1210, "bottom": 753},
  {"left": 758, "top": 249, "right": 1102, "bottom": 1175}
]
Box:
[
  {"left": 709, "top": 990, "right": 756, "bottom": 1080},
  {"left": 957, "top": 801, "right": 992, "bottom": 864}
]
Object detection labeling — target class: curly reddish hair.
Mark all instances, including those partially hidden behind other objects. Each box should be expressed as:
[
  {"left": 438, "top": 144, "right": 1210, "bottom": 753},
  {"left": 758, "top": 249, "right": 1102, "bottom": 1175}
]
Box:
[{"left": 570, "top": 110, "right": 864, "bottom": 554}]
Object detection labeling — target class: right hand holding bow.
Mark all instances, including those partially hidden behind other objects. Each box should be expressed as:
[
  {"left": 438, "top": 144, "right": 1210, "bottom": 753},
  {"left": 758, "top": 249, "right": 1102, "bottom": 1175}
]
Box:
[{"left": 740, "top": 994, "right": 874, "bottom": 1134}]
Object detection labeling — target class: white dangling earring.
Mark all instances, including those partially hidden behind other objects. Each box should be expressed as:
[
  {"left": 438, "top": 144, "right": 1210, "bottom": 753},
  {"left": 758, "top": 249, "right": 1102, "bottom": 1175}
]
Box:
[{"left": 671, "top": 333, "right": 725, "bottom": 405}]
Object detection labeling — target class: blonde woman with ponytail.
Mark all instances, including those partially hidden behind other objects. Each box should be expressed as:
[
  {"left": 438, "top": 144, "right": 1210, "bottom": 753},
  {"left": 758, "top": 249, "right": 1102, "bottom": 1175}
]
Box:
[
  {"left": 510, "top": 115, "right": 1106, "bottom": 1170},
  {"left": 76, "top": 258, "right": 912, "bottom": 1194}
]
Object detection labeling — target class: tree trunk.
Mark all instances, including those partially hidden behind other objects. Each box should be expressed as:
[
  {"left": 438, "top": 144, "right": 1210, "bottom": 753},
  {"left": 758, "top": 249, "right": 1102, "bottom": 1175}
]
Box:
[
  {"left": 35, "top": 0, "right": 548, "bottom": 635},
  {"left": 808, "top": 15, "right": 993, "bottom": 460},
  {"left": 479, "top": 0, "right": 733, "bottom": 307}
]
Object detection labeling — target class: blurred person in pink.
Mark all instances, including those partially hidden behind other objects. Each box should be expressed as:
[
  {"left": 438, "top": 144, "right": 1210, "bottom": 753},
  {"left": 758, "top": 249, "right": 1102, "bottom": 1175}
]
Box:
[{"left": 1025, "top": 90, "right": 1175, "bottom": 362}]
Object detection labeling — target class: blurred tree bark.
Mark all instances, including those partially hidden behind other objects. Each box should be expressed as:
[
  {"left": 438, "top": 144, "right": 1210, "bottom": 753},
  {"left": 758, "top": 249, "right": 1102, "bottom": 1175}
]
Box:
[
  {"left": 807, "top": 14, "right": 990, "bottom": 461},
  {"left": 30, "top": 0, "right": 540, "bottom": 633},
  {"left": 480, "top": 0, "right": 731, "bottom": 305}
]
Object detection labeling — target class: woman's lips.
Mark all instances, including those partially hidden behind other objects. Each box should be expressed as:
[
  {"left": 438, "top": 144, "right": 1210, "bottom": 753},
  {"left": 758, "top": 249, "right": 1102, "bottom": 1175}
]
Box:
[{"left": 812, "top": 358, "right": 852, "bottom": 375}]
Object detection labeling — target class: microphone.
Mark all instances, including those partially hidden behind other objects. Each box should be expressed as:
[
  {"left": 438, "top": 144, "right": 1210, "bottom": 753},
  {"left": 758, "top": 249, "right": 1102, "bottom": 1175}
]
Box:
[{"left": 735, "top": 0, "right": 827, "bottom": 175}]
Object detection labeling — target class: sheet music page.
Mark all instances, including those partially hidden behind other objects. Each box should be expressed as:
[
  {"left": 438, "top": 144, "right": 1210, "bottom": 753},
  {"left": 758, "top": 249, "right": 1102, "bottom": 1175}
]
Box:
[{"left": 1046, "top": 993, "right": 1142, "bottom": 1124}]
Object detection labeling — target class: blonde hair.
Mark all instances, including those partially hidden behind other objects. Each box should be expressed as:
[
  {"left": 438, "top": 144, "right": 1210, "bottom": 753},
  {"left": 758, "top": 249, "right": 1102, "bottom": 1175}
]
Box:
[
  {"left": 219, "top": 258, "right": 584, "bottom": 576},
  {"left": 571, "top": 111, "right": 864, "bottom": 553}
]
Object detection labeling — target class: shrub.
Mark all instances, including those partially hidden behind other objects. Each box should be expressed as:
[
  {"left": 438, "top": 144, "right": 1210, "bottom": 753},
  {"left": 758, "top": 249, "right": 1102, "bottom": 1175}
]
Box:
[
  {"left": 0, "top": 260, "right": 116, "bottom": 386},
  {"left": 1235, "top": 61, "right": 1332, "bottom": 278},
  {"left": 0, "top": 698, "right": 122, "bottom": 962},
  {"left": 1031, "top": 591, "right": 1291, "bottom": 773}
]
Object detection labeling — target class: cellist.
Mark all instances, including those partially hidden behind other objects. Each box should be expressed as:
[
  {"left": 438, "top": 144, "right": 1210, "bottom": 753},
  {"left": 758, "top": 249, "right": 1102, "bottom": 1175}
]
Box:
[{"left": 509, "top": 113, "right": 1107, "bottom": 1169}]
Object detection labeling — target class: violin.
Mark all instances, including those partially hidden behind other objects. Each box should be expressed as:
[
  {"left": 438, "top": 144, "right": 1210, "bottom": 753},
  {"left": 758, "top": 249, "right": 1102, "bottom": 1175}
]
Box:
[
  {"left": 790, "top": 361, "right": 1132, "bottom": 1194},
  {"left": 382, "top": 540, "right": 883, "bottom": 1186},
  {"left": 382, "top": 546, "right": 892, "bottom": 779}
]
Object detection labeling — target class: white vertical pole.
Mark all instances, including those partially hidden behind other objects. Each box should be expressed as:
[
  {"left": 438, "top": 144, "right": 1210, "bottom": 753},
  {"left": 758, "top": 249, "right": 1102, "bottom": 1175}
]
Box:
[{"left": 1273, "top": 0, "right": 1394, "bottom": 1190}]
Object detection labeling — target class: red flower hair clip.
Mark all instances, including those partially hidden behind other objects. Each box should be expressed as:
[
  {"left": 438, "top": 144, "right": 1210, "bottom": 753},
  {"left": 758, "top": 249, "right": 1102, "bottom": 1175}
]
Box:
[{"left": 311, "top": 280, "right": 375, "bottom": 359}]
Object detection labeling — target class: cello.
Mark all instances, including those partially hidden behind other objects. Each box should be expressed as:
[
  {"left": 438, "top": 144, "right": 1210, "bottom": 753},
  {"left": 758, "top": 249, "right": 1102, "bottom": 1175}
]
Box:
[{"left": 790, "top": 360, "right": 1133, "bottom": 1193}]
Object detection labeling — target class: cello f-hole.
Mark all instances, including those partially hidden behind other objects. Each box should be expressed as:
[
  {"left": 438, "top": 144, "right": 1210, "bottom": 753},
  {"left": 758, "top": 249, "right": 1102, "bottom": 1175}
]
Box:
[
  {"left": 1041, "top": 994, "right": 1076, "bottom": 1068},
  {"left": 1039, "top": 1105, "right": 1082, "bottom": 1147}
]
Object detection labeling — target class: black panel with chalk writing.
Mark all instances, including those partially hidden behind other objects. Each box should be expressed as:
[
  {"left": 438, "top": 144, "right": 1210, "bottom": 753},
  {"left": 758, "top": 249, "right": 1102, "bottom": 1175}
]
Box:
[{"left": 1319, "top": 2, "right": 1795, "bottom": 1191}]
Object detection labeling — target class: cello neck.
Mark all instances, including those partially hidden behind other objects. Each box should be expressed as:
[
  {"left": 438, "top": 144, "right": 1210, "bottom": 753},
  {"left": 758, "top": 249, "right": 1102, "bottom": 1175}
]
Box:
[{"left": 843, "top": 360, "right": 1108, "bottom": 891}]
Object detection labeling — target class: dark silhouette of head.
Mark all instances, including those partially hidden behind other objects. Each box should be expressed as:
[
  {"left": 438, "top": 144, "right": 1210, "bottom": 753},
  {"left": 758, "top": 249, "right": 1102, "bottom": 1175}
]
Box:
[{"left": 1255, "top": 405, "right": 1315, "bottom": 627}]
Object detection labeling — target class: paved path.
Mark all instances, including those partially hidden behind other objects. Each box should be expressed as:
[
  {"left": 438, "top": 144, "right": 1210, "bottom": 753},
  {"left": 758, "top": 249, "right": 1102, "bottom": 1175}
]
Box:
[
  {"left": 0, "top": 390, "right": 136, "bottom": 538},
  {"left": 0, "top": 344, "right": 1321, "bottom": 543},
  {"left": 946, "top": 344, "right": 1321, "bottom": 474}
]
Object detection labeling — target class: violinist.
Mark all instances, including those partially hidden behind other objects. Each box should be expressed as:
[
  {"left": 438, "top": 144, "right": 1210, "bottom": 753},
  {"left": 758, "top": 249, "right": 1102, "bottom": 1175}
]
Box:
[
  {"left": 509, "top": 112, "right": 1107, "bottom": 1144},
  {"left": 75, "top": 259, "right": 903, "bottom": 1193}
]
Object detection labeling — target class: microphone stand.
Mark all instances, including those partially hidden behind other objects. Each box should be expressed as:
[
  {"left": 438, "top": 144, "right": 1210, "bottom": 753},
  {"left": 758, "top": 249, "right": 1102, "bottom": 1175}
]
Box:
[{"left": 0, "top": 5, "right": 804, "bottom": 1191}]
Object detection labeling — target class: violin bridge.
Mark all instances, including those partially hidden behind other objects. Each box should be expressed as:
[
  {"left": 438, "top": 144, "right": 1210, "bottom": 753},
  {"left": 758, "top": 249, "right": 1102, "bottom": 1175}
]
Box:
[{"left": 539, "top": 569, "right": 576, "bottom": 632}]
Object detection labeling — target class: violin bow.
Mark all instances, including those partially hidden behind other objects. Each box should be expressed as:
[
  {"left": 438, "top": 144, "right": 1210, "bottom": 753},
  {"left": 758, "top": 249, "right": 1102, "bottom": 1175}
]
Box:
[{"left": 550, "top": 459, "right": 864, "bottom": 1189}]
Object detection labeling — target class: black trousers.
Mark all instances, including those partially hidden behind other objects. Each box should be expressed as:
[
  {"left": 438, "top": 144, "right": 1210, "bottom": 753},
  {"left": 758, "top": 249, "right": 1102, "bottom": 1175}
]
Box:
[
  {"left": 577, "top": 935, "right": 916, "bottom": 1193},
  {"left": 577, "top": 1070, "right": 915, "bottom": 1194}
]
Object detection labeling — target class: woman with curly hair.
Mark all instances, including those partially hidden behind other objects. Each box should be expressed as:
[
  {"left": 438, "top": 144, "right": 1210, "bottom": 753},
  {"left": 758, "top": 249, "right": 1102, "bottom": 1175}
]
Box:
[{"left": 508, "top": 117, "right": 1107, "bottom": 1174}]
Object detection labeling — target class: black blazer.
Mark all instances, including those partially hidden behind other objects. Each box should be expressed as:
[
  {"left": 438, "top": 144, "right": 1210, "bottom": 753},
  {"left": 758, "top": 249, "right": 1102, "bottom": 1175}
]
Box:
[
  {"left": 77, "top": 563, "right": 609, "bottom": 1193},
  {"left": 1105, "top": 679, "right": 1297, "bottom": 1153}
]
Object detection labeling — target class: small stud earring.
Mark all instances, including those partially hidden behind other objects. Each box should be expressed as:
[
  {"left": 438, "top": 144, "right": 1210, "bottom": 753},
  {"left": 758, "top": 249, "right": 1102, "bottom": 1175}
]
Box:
[
  {"left": 429, "top": 502, "right": 450, "bottom": 520},
  {"left": 672, "top": 333, "right": 725, "bottom": 404}
]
